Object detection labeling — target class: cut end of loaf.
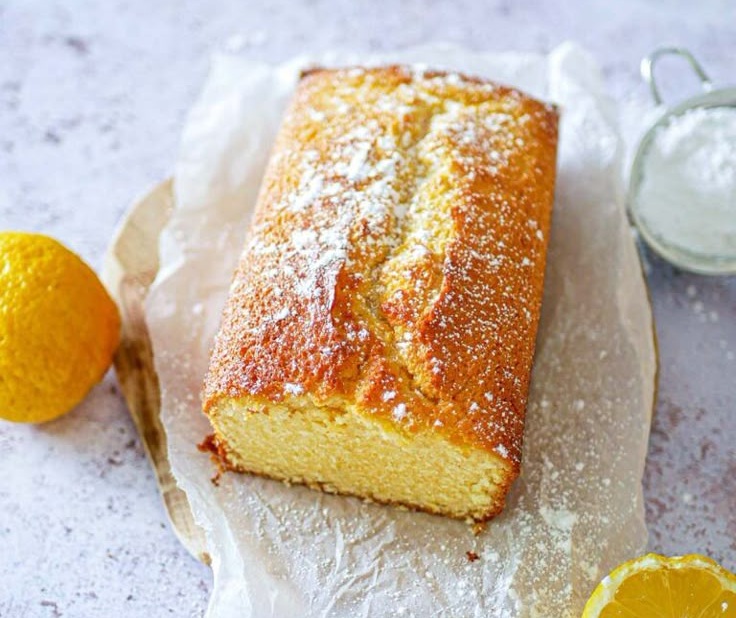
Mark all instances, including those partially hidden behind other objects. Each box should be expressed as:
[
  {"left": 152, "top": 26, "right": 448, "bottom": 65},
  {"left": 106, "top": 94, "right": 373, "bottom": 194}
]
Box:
[{"left": 207, "top": 396, "right": 516, "bottom": 522}]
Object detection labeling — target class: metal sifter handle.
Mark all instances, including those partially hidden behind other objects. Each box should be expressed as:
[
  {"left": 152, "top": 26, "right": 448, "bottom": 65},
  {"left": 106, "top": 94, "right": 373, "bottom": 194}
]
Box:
[{"left": 641, "top": 47, "right": 713, "bottom": 106}]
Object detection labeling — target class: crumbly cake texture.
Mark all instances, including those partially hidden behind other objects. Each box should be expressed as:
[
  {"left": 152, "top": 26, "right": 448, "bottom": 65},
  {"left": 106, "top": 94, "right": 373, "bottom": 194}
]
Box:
[{"left": 202, "top": 65, "right": 558, "bottom": 522}]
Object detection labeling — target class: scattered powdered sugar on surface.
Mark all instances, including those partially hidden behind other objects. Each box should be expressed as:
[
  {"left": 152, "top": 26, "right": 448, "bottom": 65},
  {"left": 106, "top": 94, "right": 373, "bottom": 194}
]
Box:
[
  {"left": 635, "top": 107, "right": 736, "bottom": 257},
  {"left": 146, "top": 44, "right": 656, "bottom": 618},
  {"left": 539, "top": 506, "right": 577, "bottom": 534}
]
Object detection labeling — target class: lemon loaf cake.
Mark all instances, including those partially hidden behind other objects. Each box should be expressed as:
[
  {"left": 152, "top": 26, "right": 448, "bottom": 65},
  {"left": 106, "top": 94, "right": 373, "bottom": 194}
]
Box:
[{"left": 202, "top": 65, "right": 558, "bottom": 522}]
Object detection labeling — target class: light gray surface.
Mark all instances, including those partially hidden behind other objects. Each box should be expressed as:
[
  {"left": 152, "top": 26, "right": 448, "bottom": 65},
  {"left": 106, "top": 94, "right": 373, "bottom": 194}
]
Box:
[{"left": 0, "top": 1, "right": 734, "bottom": 616}]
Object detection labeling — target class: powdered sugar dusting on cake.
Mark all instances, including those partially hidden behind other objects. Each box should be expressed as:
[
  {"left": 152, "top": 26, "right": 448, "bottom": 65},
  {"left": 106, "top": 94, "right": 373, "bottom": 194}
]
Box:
[
  {"left": 284, "top": 382, "right": 305, "bottom": 396},
  {"left": 392, "top": 403, "right": 408, "bottom": 421}
]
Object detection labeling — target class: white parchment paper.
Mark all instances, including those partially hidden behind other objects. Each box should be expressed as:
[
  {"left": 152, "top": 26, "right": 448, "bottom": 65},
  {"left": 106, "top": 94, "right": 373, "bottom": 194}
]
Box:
[{"left": 145, "top": 43, "right": 657, "bottom": 618}]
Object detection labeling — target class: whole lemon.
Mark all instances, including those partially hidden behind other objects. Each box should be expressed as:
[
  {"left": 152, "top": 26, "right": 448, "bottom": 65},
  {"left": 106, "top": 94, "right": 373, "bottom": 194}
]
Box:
[{"left": 0, "top": 231, "right": 121, "bottom": 423}]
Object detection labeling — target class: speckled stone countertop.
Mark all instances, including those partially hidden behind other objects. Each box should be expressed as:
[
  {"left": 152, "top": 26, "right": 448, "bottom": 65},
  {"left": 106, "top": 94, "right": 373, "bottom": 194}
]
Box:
[{"left": 1, "top": 1, "right": 734, "bottom": 616}]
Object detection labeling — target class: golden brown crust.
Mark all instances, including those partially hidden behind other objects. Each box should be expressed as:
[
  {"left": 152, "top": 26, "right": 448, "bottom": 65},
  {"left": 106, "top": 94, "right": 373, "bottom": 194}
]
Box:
[{"left": 203, "top": 65, "right": 558, "bottom": 479}]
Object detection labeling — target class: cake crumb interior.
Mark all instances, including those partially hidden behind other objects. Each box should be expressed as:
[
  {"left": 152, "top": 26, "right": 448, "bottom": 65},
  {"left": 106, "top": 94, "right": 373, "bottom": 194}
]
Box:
[{"left": 212, "top": 397, "right": 511, "bottom": 521}]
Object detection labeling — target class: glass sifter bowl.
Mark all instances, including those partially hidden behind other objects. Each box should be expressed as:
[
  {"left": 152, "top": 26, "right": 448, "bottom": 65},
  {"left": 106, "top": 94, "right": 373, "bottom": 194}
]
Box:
[{"left": 628, "top": 47, "right": 736, "bottom": 275}]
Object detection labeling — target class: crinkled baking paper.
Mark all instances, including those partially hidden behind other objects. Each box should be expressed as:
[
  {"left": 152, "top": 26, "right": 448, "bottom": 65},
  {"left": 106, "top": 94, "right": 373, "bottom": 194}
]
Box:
[{"left": 145, "top": 43, "right": 656, "bottom": 618}]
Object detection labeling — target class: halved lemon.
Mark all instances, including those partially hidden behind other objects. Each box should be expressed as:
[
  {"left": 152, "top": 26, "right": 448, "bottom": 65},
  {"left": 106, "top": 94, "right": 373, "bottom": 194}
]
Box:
[{"left": 582, "top": 553, "right": 736, "bottom": 617}]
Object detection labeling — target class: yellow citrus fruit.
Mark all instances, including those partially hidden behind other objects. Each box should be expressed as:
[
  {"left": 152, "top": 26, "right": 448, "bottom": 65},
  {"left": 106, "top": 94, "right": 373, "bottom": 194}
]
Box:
[
  {"left": 582, "top": 553, "right": 736, "bottom": 617},
  {"left": 0, "top": 231, "right": 120, "bottom": 423}
]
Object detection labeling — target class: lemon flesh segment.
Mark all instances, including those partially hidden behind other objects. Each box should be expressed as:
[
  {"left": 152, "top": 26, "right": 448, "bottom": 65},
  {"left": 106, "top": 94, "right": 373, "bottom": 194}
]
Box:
[
  {"left": 0, "top": 231, "right": 121, "bottom": 423},
  {"left": 583, "top": 554, "right": 736, "bottom": 618}
]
